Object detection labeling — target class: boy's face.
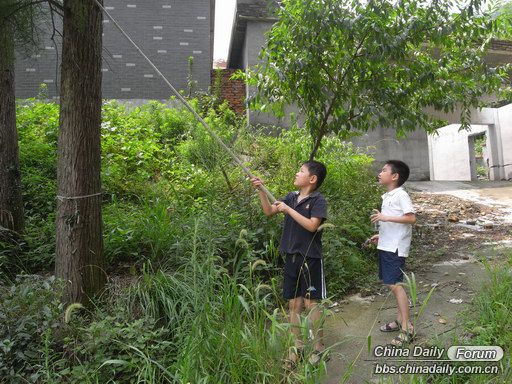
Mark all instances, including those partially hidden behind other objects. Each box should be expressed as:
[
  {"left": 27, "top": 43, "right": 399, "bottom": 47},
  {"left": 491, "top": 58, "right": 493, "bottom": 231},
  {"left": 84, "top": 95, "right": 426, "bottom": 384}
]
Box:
[
  {"left": 294, "top": 164, "right": 317, "bottom": 188},
  {"left": 378, "top": 164, "right": 399, "bottom": 186}
]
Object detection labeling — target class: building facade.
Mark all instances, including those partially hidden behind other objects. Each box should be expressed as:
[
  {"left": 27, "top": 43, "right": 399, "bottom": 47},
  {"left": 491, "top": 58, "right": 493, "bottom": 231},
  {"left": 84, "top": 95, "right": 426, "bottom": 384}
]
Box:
[{"left": 14, "top": 0, "right": 215, "bottom": 99}]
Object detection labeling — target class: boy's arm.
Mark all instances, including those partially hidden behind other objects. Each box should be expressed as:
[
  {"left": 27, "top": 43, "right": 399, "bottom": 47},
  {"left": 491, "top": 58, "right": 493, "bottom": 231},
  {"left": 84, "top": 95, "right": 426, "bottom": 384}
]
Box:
[
  {"left": 371, "top": 191, "right": 416, "bottom": 224},
  {"left": 371, "top": 211, "right": 416, "bottom": 224},
  {"left": 274, "top": 201, "right": 323, "bottom": 233},
  {"left": 251, "top": 177, "right": 279, "bottom": 216}
]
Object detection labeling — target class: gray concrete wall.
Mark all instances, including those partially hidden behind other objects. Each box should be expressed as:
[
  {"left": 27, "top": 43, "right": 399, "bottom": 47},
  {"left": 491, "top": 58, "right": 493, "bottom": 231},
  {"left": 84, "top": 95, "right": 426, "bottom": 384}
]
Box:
[
  {"left": 428, "top": 104, "right": 512, "bottom": 181},
  {"left": 425, "top": 104, "right": 496, "bottom": 125},
  {"left": 245, "top": 20, "right": 293, "bottom": 127},
  {"left": 495, "top": 104, "right": 512, "bottom": 180},
  {"left": 351, "top": 128, "right": 431, "bottom": 181},
  {"left": 14, "top": 0, "right": 213, "bottom": 99}
]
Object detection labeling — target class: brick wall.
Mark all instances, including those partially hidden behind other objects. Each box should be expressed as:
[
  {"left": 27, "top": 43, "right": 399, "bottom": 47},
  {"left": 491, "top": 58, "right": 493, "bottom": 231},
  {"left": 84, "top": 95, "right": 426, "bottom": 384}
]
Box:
[
  {"left": 15, "top": 0, "right": 214, "bottom": 99},
  {"left": 211, "top": 69, "right": 246, "bottom": 115},
  {"left": 490, "top": 39, "right": 512, "bottom": 52}
]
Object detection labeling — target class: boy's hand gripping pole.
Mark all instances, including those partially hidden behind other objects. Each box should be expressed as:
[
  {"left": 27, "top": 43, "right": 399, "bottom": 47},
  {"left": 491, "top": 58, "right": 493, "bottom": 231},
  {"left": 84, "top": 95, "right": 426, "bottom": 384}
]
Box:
[{"left": 93, "top": 0, "right": 276, "bottom": 204}]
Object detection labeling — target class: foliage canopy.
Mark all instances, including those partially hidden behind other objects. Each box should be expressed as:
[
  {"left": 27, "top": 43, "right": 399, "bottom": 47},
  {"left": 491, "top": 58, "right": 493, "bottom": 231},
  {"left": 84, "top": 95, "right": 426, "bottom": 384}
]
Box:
[{"left": 246, "top": 0, "right": 512, "bottom": 159}]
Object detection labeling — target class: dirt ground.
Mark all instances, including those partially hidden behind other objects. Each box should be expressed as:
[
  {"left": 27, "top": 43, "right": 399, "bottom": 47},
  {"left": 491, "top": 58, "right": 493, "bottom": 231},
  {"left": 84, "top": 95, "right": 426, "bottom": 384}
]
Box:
[
  {"left": 321, "top": 181, "right": 512, "bottom": 384},
  {"left": 409, "top": 191, "right": 511, "bottom": 271}
]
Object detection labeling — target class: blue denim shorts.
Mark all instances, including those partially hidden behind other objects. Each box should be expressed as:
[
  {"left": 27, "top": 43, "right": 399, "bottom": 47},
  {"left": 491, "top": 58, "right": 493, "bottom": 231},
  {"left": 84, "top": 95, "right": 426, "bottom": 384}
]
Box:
[{"left": 378, "top": 249, "right": 405, "bottom": 285}]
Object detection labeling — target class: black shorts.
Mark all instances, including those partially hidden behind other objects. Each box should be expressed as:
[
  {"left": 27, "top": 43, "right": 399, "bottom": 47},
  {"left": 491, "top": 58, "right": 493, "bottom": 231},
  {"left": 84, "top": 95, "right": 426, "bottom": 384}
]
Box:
[
  {"left": 283, "top": 253, "right": 326, "bottom": 300},
  {"left": 378, "top": 249, "right": 406, "bottom": 285}
]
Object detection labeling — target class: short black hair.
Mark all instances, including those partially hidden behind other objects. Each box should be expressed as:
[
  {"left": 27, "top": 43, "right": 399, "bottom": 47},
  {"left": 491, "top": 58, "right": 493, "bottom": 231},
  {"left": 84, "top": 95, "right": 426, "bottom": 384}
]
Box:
[
  {"left": 385, "top": 160, "right": 410, "bottom": 187},
  {"left": 303, "top": 160, "right": 327, "bottom": 189}
]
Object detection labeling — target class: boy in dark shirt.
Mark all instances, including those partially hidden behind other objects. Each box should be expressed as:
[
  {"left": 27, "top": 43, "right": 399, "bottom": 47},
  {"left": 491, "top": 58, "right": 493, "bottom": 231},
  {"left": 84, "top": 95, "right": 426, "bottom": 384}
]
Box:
[{"left": 251, "top": 160, "right": 328, "bottom": 366}]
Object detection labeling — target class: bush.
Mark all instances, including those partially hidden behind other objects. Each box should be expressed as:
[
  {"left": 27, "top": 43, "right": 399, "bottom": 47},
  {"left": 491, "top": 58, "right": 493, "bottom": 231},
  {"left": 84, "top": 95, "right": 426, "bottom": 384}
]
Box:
[
  {"left": 5, "top": 98, "right": 387, "bottom": 383},
  {"left": 59, "top": 313, "right": 174, "bottom": 383},
  {"left": 238, "top": 126, "right": 382, "bottom": 294},
  {"left": 101, "top": 100, "right": 195, "bottom": 197},
  {"left": 0, "top": 275, "right": 63, "bottom": 383},
  {"left": 13, "top": 99, "right": 381, "bottom": 296},
  {"left": 16, "top": 100, "right": 59, "bottom": 219}
]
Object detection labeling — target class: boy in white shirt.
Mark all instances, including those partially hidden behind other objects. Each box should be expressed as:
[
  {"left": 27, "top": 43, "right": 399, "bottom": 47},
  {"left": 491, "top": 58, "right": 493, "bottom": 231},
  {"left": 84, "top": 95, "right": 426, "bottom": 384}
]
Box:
[{"left": 368, "top": 160, "right": 416, "bottom": 346}]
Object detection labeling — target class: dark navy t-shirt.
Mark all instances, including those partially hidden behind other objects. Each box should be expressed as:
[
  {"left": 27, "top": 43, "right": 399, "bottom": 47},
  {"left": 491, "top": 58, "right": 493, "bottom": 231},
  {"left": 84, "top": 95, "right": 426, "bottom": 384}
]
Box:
[{"left": 279, "top": 190, "right": 328, "bottom": 259}]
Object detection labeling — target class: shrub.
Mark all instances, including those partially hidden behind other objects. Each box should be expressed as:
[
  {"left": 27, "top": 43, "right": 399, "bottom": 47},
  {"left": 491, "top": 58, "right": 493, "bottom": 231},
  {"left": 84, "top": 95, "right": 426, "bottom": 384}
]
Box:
[
  {"left": 5, "top": 98, "right": 386, "bottom": 383},
  {"left": 16, "top": 100, "right": 59, "bottom": 219},
  {"left": 238, "top": 126, "right": 382, "bottom": 294},
  {"left": 13, "top": 99, "right": 381, "bottom": 296},
  {"left": 59, "top": 313, "right": 174, "bottom": 383},
  {"left": 101, "top": 100, "right": 195, "bottom": 197},
  {"left": 0, "top": 275, "right": 63, "bottom": 383}
]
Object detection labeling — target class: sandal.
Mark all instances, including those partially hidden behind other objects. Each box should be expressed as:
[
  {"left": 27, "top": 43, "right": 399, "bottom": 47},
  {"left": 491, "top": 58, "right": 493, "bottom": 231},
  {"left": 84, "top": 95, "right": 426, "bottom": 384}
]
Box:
[
  {"left": 380, "top": 320, "right": 401, "bottom": 332},
  {"left": 390, "top": 330, "right": 414, "bottom": 347},
  {"left": 308, "top": 349, "right": 330, "bottom": 365}
]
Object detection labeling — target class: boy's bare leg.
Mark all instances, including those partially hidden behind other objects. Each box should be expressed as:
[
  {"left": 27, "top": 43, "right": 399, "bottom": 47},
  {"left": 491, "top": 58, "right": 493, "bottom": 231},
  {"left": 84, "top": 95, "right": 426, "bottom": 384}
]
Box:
[
  {"left": 304, "top": 298, "right": 324, "bottom": 352},
  {"left": 390, "top": 284, "right": 413, "bottom": 333},
  {"left": 288, "top": 297, "right": 304, "bottom": 362}
]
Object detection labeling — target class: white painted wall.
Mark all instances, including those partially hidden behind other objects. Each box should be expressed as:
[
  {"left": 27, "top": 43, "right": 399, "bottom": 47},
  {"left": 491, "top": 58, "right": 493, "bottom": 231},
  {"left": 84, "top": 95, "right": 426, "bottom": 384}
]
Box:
[
  {"left": 428, "top": 125, "right": 488, "bottom": 181},
  {"left": 429, "top": 104, "right": 512, "bottom": 181}
]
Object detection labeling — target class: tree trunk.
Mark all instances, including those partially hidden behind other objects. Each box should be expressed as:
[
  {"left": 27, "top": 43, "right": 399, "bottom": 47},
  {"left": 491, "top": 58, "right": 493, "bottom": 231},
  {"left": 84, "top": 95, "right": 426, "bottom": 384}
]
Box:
[
  {"left": 55, "top": 0, "right": 105, "bottom": 305},
  {"left": 309, "top": 133, "right": 324, "bottom": 161},
  {"left": 0, "top": 20, "right": 24, "bottom": 239}
]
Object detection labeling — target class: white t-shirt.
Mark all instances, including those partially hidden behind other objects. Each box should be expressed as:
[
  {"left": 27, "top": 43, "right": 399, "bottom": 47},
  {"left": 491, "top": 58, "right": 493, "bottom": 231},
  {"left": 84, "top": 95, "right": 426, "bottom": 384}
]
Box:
[{"left": 377, "top": 186, "right": 415, "bottom": 257}]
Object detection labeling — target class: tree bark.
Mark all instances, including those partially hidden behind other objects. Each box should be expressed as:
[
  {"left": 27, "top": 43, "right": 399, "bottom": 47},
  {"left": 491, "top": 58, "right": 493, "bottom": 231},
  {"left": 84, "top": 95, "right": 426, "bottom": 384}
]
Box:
[
  {"left": 55, "top": 0, "right": 105, "bottom": 305},
  {"left": 0, "top": 20, "right": 24, "bottom": 238},
  {"left": 309, "top": 126, "right": 326, "bottom": 160},
  {"left": 309, "top": 135, "right": 323, "bottom": 161}
]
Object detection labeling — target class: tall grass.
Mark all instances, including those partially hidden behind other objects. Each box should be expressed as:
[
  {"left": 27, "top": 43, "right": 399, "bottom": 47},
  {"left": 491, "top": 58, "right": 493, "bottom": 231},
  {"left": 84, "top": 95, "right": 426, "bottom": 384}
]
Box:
[
  {"left": 129, "top": 221, "right": 328, "bottom": 383},
  {"left": 404, "top": 271, "right": 436, "bottom": 335}
]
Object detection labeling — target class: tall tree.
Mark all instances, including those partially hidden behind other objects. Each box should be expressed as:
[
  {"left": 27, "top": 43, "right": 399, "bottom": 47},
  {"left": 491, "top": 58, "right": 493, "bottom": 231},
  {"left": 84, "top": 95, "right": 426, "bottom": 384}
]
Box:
[
  {"left": 246, "top": 0, "right": 512, "bottom": 160},
  {"left": 0, "top": 1, "right": 59, "bottom": 242},
  {"left": 0, "top": 1, "right": 32, "bottom": 239},
  {"left": 0, "top": 17, "right": 23, "bottom": 238},
  {"left": 55, "top": 0, "right": 105, "bottom": 304}
]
